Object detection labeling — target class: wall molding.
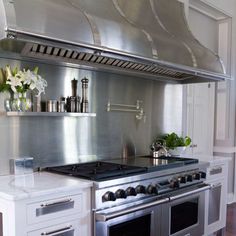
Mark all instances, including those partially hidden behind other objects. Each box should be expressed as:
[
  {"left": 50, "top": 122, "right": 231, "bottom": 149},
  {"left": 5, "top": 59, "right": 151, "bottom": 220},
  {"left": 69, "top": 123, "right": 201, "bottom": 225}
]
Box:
[
  {"left": 189, "top": 0, "right": 232, "bottom": 20},
  {"left": 213, "top": 146, "right": 236, "bottom": 153}
]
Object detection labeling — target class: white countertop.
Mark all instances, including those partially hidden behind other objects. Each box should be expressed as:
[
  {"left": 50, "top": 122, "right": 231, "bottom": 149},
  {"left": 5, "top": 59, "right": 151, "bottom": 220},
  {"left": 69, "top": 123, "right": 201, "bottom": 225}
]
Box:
[
  {"left": 0, "top": 155, "right": 229, "bottom": 201},
  {"left": 0, "top": 172, "right": 93, "bottom": 201},
  {"left": 213, "top": 146, "right": 236, "bottom": 154},
  {"left": 192, "top": 154, "right": 231, "bottom": 164},
  {"left": 181, "top": 154, "right": 230, "bottom": 164}
]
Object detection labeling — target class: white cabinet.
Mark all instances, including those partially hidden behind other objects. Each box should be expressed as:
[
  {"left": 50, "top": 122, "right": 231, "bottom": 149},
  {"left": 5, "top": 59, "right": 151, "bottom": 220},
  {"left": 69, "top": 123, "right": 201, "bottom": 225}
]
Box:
[
  {"left": 184, "top": 0, "right": 233, "bottom": 156},
  {"left": 204, "top": 160, "right": 228, "bottom": 235},
  {"left": 0, "top": 188, "right": 92, "bottom": 236},
  {"left": 200, "top": 0, "right": 235, "bottom": 16},
  {"left": 184, "top": 82, "right": 215, "bottom": 156}
]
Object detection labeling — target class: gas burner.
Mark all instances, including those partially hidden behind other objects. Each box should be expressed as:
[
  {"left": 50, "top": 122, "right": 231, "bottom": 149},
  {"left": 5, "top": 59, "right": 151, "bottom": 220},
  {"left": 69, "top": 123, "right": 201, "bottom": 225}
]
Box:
[{"left": 46, "top": 161, "right": 147, "bottom": 181}]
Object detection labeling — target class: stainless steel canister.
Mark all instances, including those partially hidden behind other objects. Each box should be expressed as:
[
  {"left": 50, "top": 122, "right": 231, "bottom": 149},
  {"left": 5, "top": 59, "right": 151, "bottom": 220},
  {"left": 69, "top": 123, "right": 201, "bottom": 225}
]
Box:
[
  {"left": 10, "top": 157, "right": 34, "bottom": 175},
  {"left": 47, "top": 100, "right": 57, "bottom": 112},
  {"left": 75, "top": 96, "right": 81, "bottom": 112},
  {"left": 66, "top": 96, "right": 76, "bottom": 112},
  {"left": 57, "top": 100, "right": 66, "bottom": 112}
]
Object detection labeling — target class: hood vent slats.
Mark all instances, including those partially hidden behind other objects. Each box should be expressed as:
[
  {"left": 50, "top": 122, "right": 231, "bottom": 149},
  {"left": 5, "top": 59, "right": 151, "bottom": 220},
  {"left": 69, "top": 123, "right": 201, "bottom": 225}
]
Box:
[
  {"left": 0, "top": 0, "right": 229, "bottom": 82},
  {"left": 24, "top": 43, "right": 191, "bottom": 81}
]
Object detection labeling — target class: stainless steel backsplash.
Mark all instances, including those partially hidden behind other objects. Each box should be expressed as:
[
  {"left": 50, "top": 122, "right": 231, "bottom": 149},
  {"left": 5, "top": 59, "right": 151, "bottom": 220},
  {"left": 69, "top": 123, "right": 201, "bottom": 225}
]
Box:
[{"left": 0, "top": 57, "right": 183, "bottom": 174}]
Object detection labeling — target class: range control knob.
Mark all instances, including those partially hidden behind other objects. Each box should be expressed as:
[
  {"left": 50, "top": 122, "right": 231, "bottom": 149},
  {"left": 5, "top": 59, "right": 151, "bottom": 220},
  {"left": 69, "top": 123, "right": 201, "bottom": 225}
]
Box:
[
  {"left": 200, "top": 172, "right": 206, "bottom": 179},
  {"left": 179, "top": 176, "right": 187, "bottom": 184},
  {"left": 147, "top": 185, "right": 158, "bottom": 195},
  {"left": 126, "top": 187, "right": 137, "bottom": 196},
  {"left": 135, "top": 185, "right": 146, "bottom": 194},
  {"left": 187, "top": 174, "right": 193, "bottom": 182},
  {"left": 170, "top": 180, "right": 180, "bottom": 188},
  {"left": 115, "top": 189, "right": 127, "bottom": 199},
  {"left": 194, "top": 173, "right": 201, "bottom": 180},
  {"left": 102, "top": 191, "right": 116, "bottom": 202}
]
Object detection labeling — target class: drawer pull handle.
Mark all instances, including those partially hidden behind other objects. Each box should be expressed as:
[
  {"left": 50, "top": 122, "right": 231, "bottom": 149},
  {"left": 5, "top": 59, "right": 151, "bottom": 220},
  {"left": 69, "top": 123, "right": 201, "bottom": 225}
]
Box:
[
  {"left": 190, "top": 144, "right": 197, "bottom": 148},
  {"left": 210, "top": 183, "right": 222, "bottom": 189},
  {"left": 209, "top": 167, "right": 222, "bottom": 175},
  {"left": 36, "top": 199, "right": 74, "bottom": 216},
  {"left": 40, "top": 198, "right": 72, "bottom": 208},
  {"left": 41, "top": 225, "right": 72, "bottom": 235}
]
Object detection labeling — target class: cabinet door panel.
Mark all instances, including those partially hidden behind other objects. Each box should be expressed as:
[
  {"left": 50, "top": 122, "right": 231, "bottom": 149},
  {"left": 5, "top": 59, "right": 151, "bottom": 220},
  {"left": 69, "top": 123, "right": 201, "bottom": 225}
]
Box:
[{"left": 185, "top": 83, "right": 215, "bottom": 155}]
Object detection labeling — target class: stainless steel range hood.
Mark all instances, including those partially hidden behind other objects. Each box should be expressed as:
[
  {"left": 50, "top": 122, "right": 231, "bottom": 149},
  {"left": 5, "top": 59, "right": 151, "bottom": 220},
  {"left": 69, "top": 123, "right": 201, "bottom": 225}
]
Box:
[{"left": 0, "top": 0, "right": 229, "bottom": 83}]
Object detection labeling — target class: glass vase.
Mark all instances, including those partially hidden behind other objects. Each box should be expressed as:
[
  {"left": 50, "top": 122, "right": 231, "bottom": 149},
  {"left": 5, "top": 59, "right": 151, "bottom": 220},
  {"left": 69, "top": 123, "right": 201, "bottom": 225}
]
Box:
[
  {"left": 4, "top": 99, "right": 11, "bottom": 111},
  {"left": 2, "top": 91, "right": 12, "bottom": 111},
  {"left": 10, "top": 92, "right": 32, "bottom": 112},
  {"left": 10, "top": 93, "right": 21, "bottom": 111}
]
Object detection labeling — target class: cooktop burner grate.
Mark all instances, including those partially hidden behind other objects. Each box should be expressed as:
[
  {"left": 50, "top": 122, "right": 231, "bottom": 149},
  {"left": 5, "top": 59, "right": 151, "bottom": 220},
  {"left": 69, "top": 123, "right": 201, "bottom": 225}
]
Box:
[{"left": 46, "top": 161, "right": 147, "bottom": 181}]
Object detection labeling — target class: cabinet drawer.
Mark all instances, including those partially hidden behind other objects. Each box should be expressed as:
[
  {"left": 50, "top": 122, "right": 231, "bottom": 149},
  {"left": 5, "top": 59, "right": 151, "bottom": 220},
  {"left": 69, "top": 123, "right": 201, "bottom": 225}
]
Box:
[
  {"left": 205, "top": 178, "right": 227, "bottom": 235},
  {"left": 207, "top": 164, "right": 226, "bottom": 181},
  {"left": 28, "top": 220, "right": 79, "bottom": 236},
  {"left": 27, "top": 194, "right": 82, "bottom": 225}
]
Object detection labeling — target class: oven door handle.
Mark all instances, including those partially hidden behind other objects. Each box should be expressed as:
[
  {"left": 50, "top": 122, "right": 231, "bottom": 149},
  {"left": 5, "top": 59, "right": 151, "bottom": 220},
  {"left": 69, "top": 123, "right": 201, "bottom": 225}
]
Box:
[
  {"left": 95, "top": 197, "right": 169, "bottom": 222},
  {"left": 169, "top": 184, "right": 210, "bottom": 201}
]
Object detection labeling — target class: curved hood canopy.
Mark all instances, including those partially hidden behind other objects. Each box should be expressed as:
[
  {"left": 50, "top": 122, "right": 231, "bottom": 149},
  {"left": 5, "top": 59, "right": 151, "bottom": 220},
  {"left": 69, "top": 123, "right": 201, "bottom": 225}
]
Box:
[{"left": 0, "top": 0, "right": 229, "bottom": 82}]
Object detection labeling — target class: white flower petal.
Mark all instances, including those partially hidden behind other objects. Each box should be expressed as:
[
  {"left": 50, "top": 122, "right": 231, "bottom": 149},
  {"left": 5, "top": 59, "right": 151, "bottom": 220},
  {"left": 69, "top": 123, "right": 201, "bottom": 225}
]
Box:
[
  {"left": 11, "top": 86, "right": 17, "bottom": 93},
  {"left": 4, "top": 68, "right": 47, "bottom": 95}
]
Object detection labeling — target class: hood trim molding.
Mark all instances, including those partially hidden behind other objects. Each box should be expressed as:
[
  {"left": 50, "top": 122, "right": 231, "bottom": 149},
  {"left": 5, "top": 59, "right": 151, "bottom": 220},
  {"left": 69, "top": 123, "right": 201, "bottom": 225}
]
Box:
[
  {"left": 0, "top": 0, "right": 230, "bottom": 83},
  {"left": 11, "top": 31, "right": 228, "bottom": 83}
]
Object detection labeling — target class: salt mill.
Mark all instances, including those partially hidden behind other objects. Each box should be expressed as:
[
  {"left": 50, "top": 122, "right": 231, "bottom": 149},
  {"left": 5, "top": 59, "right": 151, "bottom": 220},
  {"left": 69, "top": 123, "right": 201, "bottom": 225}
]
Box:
[{"left": 81, "top": 77, "right": 89, "bottom": 113}]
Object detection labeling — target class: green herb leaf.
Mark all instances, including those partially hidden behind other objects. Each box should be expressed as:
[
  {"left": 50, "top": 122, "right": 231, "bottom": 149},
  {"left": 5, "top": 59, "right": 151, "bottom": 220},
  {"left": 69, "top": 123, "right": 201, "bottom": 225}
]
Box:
[{"left": 154, "top": 132, "right": 191, "bottom": 149}]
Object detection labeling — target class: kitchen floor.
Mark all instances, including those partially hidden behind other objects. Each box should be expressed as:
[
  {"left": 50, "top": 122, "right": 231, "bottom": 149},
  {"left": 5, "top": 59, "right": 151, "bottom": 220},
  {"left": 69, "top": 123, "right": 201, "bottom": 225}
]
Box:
[{"left": 226, "top": 203, "right": 236, "bottom": 236}]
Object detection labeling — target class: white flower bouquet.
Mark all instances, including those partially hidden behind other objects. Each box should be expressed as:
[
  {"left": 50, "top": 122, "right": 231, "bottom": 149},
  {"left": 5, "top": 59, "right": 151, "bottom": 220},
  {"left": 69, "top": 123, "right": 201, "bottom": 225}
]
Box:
[
  {"left": 0, "top": 65, "right": 47, "bottom": 96},
  {"left": 0, "top": 65, "right": 47, "bottom": 111}
]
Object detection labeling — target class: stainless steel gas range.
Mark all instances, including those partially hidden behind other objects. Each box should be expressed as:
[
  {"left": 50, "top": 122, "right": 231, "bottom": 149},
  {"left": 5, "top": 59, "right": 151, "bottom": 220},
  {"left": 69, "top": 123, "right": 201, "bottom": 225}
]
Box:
[{"left": 47, "top": 156, "right": 210, "bottom": 236}]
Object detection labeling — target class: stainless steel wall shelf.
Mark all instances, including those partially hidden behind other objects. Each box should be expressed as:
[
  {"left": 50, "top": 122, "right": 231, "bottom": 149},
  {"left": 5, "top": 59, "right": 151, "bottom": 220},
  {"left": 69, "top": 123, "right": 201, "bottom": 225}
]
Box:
[{"left": 2, "top": 112, "right": 96, "bottom": 117}]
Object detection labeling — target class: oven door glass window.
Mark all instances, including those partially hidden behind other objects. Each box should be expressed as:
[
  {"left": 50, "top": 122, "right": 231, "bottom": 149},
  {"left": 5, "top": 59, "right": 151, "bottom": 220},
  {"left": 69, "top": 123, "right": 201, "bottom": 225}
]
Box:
[
  {"left": 109, "top": 214, "right": 151, "bottom": 236},
  {"left": 171, "top": 197, "right": 198, "bottom": 234}
]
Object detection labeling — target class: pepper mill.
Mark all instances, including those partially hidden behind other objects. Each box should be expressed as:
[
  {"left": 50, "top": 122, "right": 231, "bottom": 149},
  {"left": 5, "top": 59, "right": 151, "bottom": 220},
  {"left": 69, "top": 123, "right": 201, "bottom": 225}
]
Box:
[
  {"left": 81, "top": 77, "right": 89, "bottom": 113},
  {"left": 70, "top": 78, "right": 81, "bottom": 112},
  {"left": 71, "top": 78, "right": 78, "bottom": 97}
]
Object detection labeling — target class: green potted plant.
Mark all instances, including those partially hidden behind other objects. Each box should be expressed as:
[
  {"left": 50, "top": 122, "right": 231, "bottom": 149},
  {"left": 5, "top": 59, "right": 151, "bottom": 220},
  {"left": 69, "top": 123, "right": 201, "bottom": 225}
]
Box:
[{"left": 155, "top": 132, "right": 191, "bottom": 156}]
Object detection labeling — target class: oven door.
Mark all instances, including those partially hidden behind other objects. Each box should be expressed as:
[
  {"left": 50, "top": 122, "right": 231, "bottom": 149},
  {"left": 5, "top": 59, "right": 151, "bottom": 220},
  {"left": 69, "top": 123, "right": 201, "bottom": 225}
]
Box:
[
  {"left": 161, "top": 184, "right": 210, "bottom": 236},
  {"left": 95, "top": 197, "right": 168, "bottom": 236}
]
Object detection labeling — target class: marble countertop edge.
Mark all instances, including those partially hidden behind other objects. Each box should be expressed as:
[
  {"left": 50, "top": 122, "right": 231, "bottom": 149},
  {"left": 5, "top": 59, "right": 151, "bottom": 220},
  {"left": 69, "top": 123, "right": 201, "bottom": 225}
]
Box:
[{"left": 0, "top": 172, "right": 93, "bottom": 201}]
